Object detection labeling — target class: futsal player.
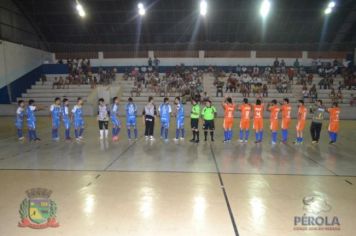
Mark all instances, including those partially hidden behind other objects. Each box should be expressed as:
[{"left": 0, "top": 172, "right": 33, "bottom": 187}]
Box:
[
  {"left": 158, "top": 97, "right": 172, "bottom": 142},
  {"left": 174, "top": 97, "right": 185, "bottom": 141},
  {"left": 267, "top": 100, "right": 280, "bottom": 145},
  {"left": 294, "top": 100, "right": 307, "bottom": 144},
  {"left": 309, "top": 100, "right": 326, "bottom": 144},
  {"left": 238, "top": 98, "right": 251, "bottom": 143},
  {"left": 201, "top": 100, "right": 217, "bottom": 142},
  {"left": 126, "top": 97, "right": 138, "bottom": 140},
  {"left": 62, "top": 98, "right": 72, "bottom": 141},
  {"left": 15, "top": 100, "right": 25, "bottom": 141},
  {"left": 253, "top": 99, "right": 264, "bottom": 143},
  {"left": 72, "top": 97, "right": 85, "bottom": 141},
  {"left": 26, "top": 99, "right": 44, "bottom": 141},
  {"left": 190, "top": 98, "right": 201, "bottom": 143},
  {"left": 50, "top": 97, "right": 62, "bottom": 141},
  {"left": 327, "top": 102, "right": 341, "bottom": 144},
  {"left": 111, "top": 97, "right": 121, "bottom": 141},
  {"left": 221, "top": 96, "right": 236, "bottom": 142},
  {"left": 143, "top": 96, "right": 156, "bottom": 140},
  {"left": 280, "top": 98, "right": 292, "bottom": 143},
  {"left": 98, "top": 98, "right": 110, "bottom": 140}
]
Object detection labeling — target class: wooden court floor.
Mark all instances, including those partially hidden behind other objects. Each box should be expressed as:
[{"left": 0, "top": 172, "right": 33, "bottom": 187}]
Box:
[{"left": 0, "top": 117, "right": 355, "bottom": 236}]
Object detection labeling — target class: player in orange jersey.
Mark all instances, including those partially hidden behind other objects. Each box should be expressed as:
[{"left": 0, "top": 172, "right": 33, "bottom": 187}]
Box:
[
  {"left": 267, "top": 100, "right": 280, "bottom": 145},
  {"left": 327, "top": 102, "right": 341, "bottom": 144},
  {"left": 253, "top": 99, "right": 264, "bottom": 143},
  {"left": 222, "top": 96, "right": 236, "bottom": 142},
  {"left": 294, "top": 100, "right": 307, "bottom": 144},
  {"left": 280, "top": 98, "right": 292, "bottom": 143},
  {"left": 238, "top": 98, "right": 251, "bottom": 143}
]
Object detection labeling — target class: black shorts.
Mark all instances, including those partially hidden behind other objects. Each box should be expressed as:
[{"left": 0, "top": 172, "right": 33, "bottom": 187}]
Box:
[
  {"left": 203, "top": 120, "right": 215, "bottom": 130},
  {"left": 191, "top": 118, "right": 199, "bottom": 129},
  {"left": 99, "top": 120, "right": 109, "bottom": 129}
]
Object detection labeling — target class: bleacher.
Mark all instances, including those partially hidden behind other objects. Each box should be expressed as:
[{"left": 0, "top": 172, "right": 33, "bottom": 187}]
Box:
[
  {"left": 118, "top": 72, "right": 356, "bottom": 119},
  {"left": 15, "top": 75, "right": 95, "bottom": 115}
]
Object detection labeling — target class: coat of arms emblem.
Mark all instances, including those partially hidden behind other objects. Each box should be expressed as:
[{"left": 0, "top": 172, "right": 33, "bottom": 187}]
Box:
[{"left": 18, "top": 188, "right": 59, "bottom": 229}]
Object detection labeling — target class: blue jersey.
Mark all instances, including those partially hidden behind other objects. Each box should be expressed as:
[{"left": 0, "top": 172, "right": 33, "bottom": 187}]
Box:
[
  {"left": 26, "top": 105, "right": 37, "bottom": 129},
  {"left": 72, "top": 105, "right": 84, "bottom": 128},
  {"left": 176, "top": 103, "right": 185, "bottom": 119},
  {"left": 159, "top": 103, "right": 172, "bottom": 122},
  {"left": 50, "top": 104, "right": 61, "bottom": 121},
  {"left": 111, "top": 104, "right": 119, "bottom": 119},
  {"left": 126, "top": 103, "right": 137, "bottom": 119},
  {"left": 62, "top": 105, "right": 71, "bottom": 129},
  {"left": 15, "top": 107, "right": 25, "bottom": 128},
  {"left": 62, "top": 106, "right": 70, "bottom": 121}
]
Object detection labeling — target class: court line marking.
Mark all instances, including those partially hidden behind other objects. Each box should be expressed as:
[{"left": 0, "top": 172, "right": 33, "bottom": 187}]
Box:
[
  {"left": 1, "top": 168, "right": 356, "bottom": 177},
  {"left": 209, "top": 143, "right": 239, "bottom": 236}
]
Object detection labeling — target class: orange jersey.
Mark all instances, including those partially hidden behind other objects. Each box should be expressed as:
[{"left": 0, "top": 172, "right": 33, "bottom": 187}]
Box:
[
  {"left": 296, "top": 106, "right": 307, "bottom": 132},
  {"left": 223, "top": 103, "right": 236, "bottom": 119},
  {"left": 298, "top": 106, "right": 307, "bottom": 121},
  {"left": 281, "top": 104, "right": 292, "bottom": 129},
  {"left": 268, "top": 105, "right": 280, "bottom": 131},
  {"left": 328, "top": 107, "right": 340, "bottom": 132},
  {"left": 239, "top": 104, "right": 251, "bottom": 120},
  {"left": 253, "top": 104, "right": 264, "bottom": 130},
  {"left": 253, "top": 104, "right": 264, "bottom": 120}
]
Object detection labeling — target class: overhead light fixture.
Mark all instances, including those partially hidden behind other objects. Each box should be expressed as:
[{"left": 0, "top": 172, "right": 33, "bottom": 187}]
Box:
[
  {"left": 76, "top": 2, "right": 86, "bottom": 17},
  {"left": 324, "top": 7, "right": 332, "bottom": 15},
  {"left": 328, "top": 1, "right": 336, "bottom": 9},
  {"left": 200, "top": 0, "right": 207, "bottom": 16},
  {"left": 260, "top": 0, "right": 271, "bottom": 19},
  {"left": 324, "top": 1, "right": 336, "bottom": 15},
  {"left": 138, "top": 2, "right": 146, "bottom": 16}
]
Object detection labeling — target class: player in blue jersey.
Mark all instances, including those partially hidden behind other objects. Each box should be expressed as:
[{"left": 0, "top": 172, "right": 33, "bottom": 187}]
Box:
[
  {"left": 158, "top": 97, "right": 172, "bottom": 142},
  {"left": 110, "top": 97, "right": 121, "bottom": 141},
  {"left": 15, "top": 100, "right": 25, "bottom": 141},
  {"left": 173, "top": 97, "right": 185, "bottom": 141},
  {"left": 125, "top": 97, "right": 138, "bottom": 140},
  {"left": 72, "top": 97, "right": 85, "bottom": 141},
  {"left": 62, "top": 98, "right": 72, "bottom": 141},
  {"left": 26, "top": 99, "right": 44, "bottom": 141},
  {"left": 50, "top": 97, "right": 62, "bottom": 141}
]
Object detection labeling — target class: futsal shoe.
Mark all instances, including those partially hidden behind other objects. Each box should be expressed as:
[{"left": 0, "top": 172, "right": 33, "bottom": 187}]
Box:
[
  {"left": 34, "top": 138, "right": 41, "bottom": 141},
  {"left": 329, "top": 141, "right": 336, "bottom": 145},
  {"left": 271, "top": 141, "right": 277, "bottom": 145},
  {"left": 238, "top": 139, "right": 244, "bottom": 143},
  {"left": 190, "top": 139, "right": 196, "bottom": 143},
  {"left": 180, "top": 137, "right": 185, "bottom": 141},
  {"left": 173, "top": 138, "right": 179, "bottom": 142},
  {"left": 18, "top": 137, "right": 25, "bottom": 141},
  {"left": 149, "top": 136, "right": 155, "bottom": 141},
  {"left": 112, "top": 136, "right": 119, "bottom": 142}
]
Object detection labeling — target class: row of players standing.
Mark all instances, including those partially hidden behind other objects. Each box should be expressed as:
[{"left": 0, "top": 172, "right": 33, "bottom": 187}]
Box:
[{"left": 15, "top": 96, "right": 341, "bottom": 144}]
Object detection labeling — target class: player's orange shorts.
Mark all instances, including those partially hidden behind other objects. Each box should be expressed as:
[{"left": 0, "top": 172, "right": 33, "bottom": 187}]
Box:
[
  {"left": 240, "top": 119, "right": 250, "bottom": 130},
  {"left": 328, "top": 122, "right": 339, "bottom": 133},
  {"left": 253, "top": 118, "right": 263, "bottom": 130},
  {"left": 223, "top": 118, "right": 234, "bottom": 129},
  {"left": 270, "top": 120, "right": 279, "bottom": 131},
  {"left": 296, "top": 120, "right": 305, "bottom": 132},
  {"left": 281, "top": 119, "right": 291, "bottom": 130}
]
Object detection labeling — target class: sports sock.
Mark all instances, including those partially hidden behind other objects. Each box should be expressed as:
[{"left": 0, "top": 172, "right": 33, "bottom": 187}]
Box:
[
  {"left": 245, "top": 130, "right": 250, "bottom": 140},
  {"left": 239, "top": 130, "right": 243, "bottom": 140},
  {"left": 127, "top": 129, "right": 131, "bottom": 139},
  {"left": 134, "top": 128, "right": 138, "bottom": 139}
]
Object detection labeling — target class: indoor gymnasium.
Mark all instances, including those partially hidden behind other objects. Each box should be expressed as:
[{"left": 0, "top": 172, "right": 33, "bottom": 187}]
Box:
[{"left": 1, "top": 0, "right": 356, "bottom": 235}]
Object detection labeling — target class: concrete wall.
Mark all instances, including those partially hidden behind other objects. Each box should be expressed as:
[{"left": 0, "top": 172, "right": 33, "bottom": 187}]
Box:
[{"left": 0, "top": 40, "right": 52, "bottom": 88}]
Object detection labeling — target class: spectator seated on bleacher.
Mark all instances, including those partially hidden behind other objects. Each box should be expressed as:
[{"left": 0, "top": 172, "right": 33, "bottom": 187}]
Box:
[
  {"left": 309, "top": 84, "right": 318, "bottom": 102},
  {"left": 350, "top": 94, "right": 356, "bottom": 107},
  {"left": 262, "top": 84, "right": 268, "bottom": 97},
  {"left": 41, "top": 74, "right": 47, "bottom": 85}
]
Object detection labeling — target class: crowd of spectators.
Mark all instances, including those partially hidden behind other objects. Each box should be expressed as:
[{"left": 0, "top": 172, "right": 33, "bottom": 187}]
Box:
[{"left": 125, "top": 63, "right": 204, "bottom": 103}]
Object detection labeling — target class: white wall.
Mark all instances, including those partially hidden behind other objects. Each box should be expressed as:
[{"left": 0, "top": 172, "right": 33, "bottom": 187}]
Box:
[
  {"left": 0, "top": 40, "right": 52, "bottom": 88},
  {"left": 90, "top": 56, "right": 322, "bottom": 67}
]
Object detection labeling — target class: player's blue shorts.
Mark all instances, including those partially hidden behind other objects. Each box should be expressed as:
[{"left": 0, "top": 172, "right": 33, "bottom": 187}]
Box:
[
  {"left": 52, "top": 119, "right": 60, "bottom": 129},
  {"left": 111, "top": 117, "right": 121, "bottom": 127},
  {"left": 27, "top": 120, "right": 36, "bottom": 129},
  {"left": 15, "top": 119, "right": 23, "bottom": 129},
  {"left": 126, "top": 116, "right": 136, "bottom": 127},
  {"left": 74, "top": 119, "right": 84, "bottom": 129},
  {"left": 176, "top": 117, "right": 185, "bottom": 129},
  {"left": 161, "top": 118, "right": 170, "bottom": 129},
  {"left": 63, "top": 118, "right": 71, "bottom": 129}
]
